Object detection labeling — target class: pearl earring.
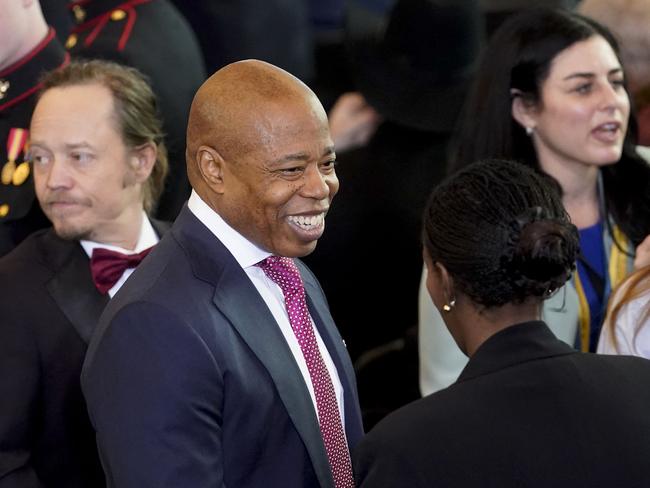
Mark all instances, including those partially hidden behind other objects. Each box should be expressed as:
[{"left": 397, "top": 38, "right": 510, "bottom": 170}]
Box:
[{"left": 442, "top": 299, "right": 456, "bottom": 313}]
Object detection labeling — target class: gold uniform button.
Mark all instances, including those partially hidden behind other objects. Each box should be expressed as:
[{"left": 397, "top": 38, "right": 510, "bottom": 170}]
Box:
[
  {"left": 12, "top": 162, "right": 30, "bottom": 186},
  {"left": 65, "top": 33, "right": 78, "bottom": 49},
  {"left": 72, "top": 4, "right": 86, "bottom": 23},
  {"left": 0, "top": 79, "right": 9, "bottom": 100},
  {"left": 111, "top": 9, "right": 126, "bottom": 21},
  {"left": 0, "top": 204, "right": 9, "bottom": 218}
]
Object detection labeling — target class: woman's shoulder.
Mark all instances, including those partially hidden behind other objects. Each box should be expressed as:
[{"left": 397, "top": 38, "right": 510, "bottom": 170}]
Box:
[{"left": 598, "top": 271, "right": 650, "bottom": 356}]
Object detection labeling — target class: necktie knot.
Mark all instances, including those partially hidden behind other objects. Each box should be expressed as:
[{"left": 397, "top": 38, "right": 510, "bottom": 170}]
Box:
[
  {"left": 90, "top": 246, "right": 153, "bottom": 294},
  {"left": 256, "top": 256, "right": 304, "bottom": 296}
]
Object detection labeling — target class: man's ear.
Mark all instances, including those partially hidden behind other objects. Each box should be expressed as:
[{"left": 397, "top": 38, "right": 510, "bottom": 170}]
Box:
[
  {"left": 130, "top": 142, "right": 157, "bottom": 183},
  {"left": 511, "top": 89, "right": 538, "bottom": 133},
  {"left": 196, "top": 145, "right": 226, "bottom": 194}
]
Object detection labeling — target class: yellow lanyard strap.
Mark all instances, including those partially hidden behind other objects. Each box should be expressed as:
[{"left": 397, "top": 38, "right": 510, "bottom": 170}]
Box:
[{"left": 575, "top": 225, "right": 630, "bottom": 352}]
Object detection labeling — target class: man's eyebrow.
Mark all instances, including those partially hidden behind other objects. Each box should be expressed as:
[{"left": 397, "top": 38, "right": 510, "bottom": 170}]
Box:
[
  {"left": 64, "top": 142, "right": 95, "bottom": 150},
  {"left": 272, "top": 152, "right": 310, "bottom": 164},
  {"left": 27, "top": 141, "right": 48, "bottom": 150},
  {"left": 30, "top": 141, "right": 96, "bottom": 150},
  {"left": 270, "top": 146, "right": 336, "bottom": 165}
]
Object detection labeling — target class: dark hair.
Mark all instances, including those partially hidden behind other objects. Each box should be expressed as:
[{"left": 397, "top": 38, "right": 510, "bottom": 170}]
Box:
[
  {"left": 449, "top": 7, "right": 650, "bottom": 246},
  {"left": 39, "top": 60, "right": 168, "bottom": 214},
  {"left": 423, "top": 159, "right": 579, "bottom": 307}
]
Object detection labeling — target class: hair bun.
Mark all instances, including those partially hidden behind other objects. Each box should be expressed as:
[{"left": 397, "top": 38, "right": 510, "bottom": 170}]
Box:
[{"left": 502, "top": 206, "right": 579, "bottom": 299}]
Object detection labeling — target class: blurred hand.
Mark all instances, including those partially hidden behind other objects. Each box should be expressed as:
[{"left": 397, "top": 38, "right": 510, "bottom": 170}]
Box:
[
  {"left": 328, "top": 92, "right": 382, "bottom": 154},
  {"left": 634, "top": 234, "right": 650, "bottom": 270}
]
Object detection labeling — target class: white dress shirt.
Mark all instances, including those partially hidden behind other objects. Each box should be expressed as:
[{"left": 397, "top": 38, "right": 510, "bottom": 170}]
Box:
[
  {"left": 80, "top": 212, "right": 159, "bottom": 298},
  {"left": 187, "top": 190, "right": 346, "bottom": 422}
]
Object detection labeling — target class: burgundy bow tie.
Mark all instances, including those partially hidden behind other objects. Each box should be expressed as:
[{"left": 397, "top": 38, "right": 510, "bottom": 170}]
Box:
[{"left": 90, "top": 247, "right": 153, "bottom": 294}]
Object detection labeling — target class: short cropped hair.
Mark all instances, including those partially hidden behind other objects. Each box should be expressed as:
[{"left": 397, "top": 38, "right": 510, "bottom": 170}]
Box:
[{"left": 39, "top": 59, "right": 168, "bottom": 214}]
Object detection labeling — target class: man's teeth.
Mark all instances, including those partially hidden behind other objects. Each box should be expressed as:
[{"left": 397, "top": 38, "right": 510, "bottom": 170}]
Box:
[{"left": 288, "top": 214, "right": 324, "bottom": 229}]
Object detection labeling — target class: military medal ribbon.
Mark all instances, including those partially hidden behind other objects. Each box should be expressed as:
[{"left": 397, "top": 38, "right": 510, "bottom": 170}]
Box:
[{"left": 2, "top": 128, "right": 28, "bottom": 185}]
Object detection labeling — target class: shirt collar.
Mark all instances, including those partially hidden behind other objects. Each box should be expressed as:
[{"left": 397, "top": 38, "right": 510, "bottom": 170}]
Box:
[
  {"left": 79, "top": 211, "right": 158, "bottom": 257},
  {"left": 187, "top": 190, "right": 270, "bottom": 269}
]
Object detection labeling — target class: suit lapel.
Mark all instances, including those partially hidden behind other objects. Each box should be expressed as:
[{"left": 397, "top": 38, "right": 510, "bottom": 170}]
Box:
[
  {"left": 302, "top": 267, "right": 364, "bottom": 446},
  {"left": 44, "top": 218, "right": 168, "bottom": 345},
  {"left": 150, "top": 218, "right": 171, "bottom": 238},
  {"left": 213, "top": 263, "right": 337, "bottom": 488},
  {"left": 173, "top": 208, "right": 335, "bottom": 488},
  {"left": 44, "top": 234, "right": 109, "bottom": 345}
]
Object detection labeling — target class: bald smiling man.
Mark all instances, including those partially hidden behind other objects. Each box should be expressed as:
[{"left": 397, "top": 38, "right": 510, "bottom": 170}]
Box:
[{"left": 81, "top": 60, "right": 363, "bottom": 488}]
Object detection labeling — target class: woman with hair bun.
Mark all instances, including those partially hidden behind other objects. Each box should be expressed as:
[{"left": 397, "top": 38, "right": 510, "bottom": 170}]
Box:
[
  {"left": 354, "top": 159, "right": 650, "bottom": 488},
  {"left": 420, "top": 7, "right": 650, "bottom": 395}
]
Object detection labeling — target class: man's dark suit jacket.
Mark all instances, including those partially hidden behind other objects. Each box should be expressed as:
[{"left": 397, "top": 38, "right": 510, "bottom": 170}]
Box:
[
  {"left": 0, "top": 220, "right": 167, "bottom": 487},
  {"left": 82, "top": 206, "right": 364, "bottom": 488},
  {"left": 354, "top": 321, "right": 650, "bottom": 488}
]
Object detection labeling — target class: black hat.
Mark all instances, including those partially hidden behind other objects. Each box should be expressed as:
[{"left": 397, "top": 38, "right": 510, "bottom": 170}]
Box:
[{"left": 347, "top": 0, "right": 484, "bottom": 132}]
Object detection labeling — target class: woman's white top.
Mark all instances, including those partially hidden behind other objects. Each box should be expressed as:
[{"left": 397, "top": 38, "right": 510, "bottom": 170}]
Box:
[{"left": 597, "top": 281, "right": 650, "bottom": 358}]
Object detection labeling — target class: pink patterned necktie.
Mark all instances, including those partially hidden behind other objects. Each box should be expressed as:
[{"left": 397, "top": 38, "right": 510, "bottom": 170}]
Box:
[{"left": 257, "top": 256, "right": 355, "bottom": 488}]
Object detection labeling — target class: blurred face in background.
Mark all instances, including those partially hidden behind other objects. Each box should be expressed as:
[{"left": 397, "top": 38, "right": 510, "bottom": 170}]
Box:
[
  {"left": 0, "top": 1, "right": 28, "bottom": 69},
  {"left": 0, "top": 0, "right": 48, "bottom": 71}
]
